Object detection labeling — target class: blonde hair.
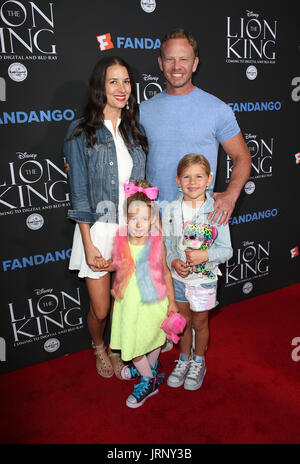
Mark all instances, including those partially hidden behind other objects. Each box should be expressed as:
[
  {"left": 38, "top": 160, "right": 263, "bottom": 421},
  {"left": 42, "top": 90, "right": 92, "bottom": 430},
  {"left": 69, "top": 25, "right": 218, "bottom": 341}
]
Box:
[
  {"left": 177, "top": 154, "right": 211, "bottom": 177},
  {"left": 160, "top": 28, "right": 198, "bottom": 57}
]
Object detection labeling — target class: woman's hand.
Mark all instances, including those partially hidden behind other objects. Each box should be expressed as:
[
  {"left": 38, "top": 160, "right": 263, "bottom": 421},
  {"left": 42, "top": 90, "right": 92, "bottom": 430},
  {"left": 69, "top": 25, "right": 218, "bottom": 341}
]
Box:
[
  {"left": 64, "top": 162, "right": 70, "bottom": 176},
  {"left": 101, "top": 259, "right": 115, "bottom": 273},
  {"left": 172, "top": 259, "right": 189, "bottom": 278},
  {"left": 85, "top": 244, "right": 108, "bottom": 272},
  {"left": 184, "top": 249, "right": 208, "bottom": 267}
]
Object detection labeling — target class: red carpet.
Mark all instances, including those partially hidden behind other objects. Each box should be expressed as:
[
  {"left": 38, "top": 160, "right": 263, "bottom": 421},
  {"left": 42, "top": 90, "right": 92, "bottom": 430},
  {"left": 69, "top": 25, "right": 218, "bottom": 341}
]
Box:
[{"left": 1, "top": 284, "right": 300, "bottom": 445}]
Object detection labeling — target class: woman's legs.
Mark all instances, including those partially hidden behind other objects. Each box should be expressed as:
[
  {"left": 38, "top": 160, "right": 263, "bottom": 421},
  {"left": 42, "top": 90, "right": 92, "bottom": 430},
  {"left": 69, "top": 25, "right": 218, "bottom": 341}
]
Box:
[
  {"left": 86, "top": 273, "right": 111, "bottom": 343},
  {"left": 86, "top": 273, "right": 113, "bottom": 377},
  {"left": 107, "top": 297, "right": 125, "bottom": 379}
]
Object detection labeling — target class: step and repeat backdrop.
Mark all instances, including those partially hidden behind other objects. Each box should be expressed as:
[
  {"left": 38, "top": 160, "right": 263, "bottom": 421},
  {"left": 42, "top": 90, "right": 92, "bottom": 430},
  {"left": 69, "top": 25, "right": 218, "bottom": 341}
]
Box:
[{"left": 1, "top": 0, "right": 299, "bottom": 373}]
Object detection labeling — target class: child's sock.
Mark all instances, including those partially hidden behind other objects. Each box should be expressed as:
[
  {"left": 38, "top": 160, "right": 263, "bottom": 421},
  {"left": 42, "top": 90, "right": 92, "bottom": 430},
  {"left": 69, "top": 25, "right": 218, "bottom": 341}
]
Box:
[
  {"left": 133, "top": 356, "right": 153, "bottom": 378},
  {"left": 179, "top": 352, "right": 189, "bottom": 362},
  {"left": 147, "top": 347, "right": 161, "bottom": 368},
  {"left": 193, "top": 354, "right": 205, "bottom": 363}
]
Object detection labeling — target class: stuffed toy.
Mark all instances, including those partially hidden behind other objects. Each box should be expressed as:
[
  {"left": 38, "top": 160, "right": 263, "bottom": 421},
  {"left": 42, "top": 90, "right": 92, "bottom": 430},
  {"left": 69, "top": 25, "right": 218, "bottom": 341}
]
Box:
[
  {"left": 160, "top": 312, "right": 186, "bottom": 344},
  {"left": 183, "top": 221, "right": 218, "bottom": 279}
]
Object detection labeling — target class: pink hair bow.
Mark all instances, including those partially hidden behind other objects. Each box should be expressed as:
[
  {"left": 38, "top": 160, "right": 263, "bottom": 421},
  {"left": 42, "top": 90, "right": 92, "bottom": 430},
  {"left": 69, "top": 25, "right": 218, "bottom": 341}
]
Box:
[{"left": 124, "top": 182, "right": 158, "bottom": 200}]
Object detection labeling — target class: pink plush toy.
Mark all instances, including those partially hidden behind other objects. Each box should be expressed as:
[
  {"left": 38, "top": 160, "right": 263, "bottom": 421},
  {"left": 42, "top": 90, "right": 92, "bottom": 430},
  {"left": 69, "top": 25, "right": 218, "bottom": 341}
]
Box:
[{"left": 160, "top": 312, "right": 186, "bottom": 344}]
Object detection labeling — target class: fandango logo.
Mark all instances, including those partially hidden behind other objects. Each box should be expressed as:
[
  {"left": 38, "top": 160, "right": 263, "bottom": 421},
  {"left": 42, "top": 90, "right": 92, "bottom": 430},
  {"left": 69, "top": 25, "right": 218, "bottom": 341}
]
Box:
[
  {"left": 229, "top": 208, "right": 278, "bottom": 225},
  {"left": 228, "top": 101, "right": 281, "bottom": 112},
  {"left": 116, "top": 37, "right": 161, "bottom": 49},
  {"left": 2, "top": 248, "right": 72, "bottom": 271},
  {"left": 0, "top": 109, "right": 75, "bottom": 125},
  {"left": 96, "top": 32, "right": 160, "bottom": 51}
]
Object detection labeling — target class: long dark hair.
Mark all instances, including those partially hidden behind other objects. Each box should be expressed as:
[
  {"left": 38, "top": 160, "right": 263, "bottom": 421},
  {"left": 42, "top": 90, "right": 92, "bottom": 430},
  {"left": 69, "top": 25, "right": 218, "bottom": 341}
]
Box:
[{"left": 72, "top": 56, "right": 148, "bottom": 154}]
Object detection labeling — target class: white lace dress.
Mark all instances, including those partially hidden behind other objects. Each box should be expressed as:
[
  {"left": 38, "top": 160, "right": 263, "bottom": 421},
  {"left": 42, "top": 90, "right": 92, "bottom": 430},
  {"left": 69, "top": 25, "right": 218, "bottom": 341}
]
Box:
[{"left": 69, "top": 119, "right": 133, "bottom": 279}]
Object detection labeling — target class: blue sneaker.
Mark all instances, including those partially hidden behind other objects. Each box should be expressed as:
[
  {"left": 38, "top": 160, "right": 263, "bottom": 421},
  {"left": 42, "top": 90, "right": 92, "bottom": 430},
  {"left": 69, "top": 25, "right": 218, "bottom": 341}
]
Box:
[
  {"left": 121, "top": 363, "right": 140, "bottom": 380},
  {"left": 126, "top": 373, "right": 165, "bottom": 409},
  {"left": 184, "top": 357, "right": 206, "bottom": 391},
  {"left": 121, "top": 360, "right": 161, "bottom": 380}
]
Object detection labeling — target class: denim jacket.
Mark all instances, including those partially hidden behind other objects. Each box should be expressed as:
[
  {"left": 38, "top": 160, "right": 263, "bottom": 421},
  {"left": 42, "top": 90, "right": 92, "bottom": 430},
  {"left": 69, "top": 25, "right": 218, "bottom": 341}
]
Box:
[
  {"left": 64, "top": 119, "right": 146, "bottom": 224},
  {"left": 161, "top": 193, "right": 233, "bottom": 273}
]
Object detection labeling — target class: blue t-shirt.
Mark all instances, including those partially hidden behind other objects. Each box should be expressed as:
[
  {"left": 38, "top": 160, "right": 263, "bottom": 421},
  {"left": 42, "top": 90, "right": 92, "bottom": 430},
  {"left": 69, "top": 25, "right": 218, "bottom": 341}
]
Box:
[{"left": 139, "top": 87, "right": 240, "bottom": 203}]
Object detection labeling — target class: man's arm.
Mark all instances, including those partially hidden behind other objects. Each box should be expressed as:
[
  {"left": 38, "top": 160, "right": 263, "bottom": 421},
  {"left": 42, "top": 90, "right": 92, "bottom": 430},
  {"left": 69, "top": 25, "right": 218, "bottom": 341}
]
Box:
[{"left": 209, "top": 131, "right": 251, "bottom": 225}]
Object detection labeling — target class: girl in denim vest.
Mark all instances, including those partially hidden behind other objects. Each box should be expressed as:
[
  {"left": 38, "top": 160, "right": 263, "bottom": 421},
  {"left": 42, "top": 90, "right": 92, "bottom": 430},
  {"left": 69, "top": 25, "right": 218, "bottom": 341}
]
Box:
[
  {"left": 162, "top": 154, "right": 233, "bottom": 391},
  {"left": 109, "top": 180, "right": 178, "bottom": 408},
  {"left": 64, "top": 57, "right": 147, "bottom": 380}
]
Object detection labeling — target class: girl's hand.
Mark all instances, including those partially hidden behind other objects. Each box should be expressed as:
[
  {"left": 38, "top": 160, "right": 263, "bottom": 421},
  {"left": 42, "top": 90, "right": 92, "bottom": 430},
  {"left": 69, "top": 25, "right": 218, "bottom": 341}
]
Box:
[
  {"left": 167, "top": 300, "right": 179, "bottom": 315},
  {"left": 185, "top": 249, "right": 209, "bottom": 266},
  {"left": 172, "top": 259, "right": 189, "bottom": 278},
  {"left": 101, "top": 259, "right": 115, "bottom": 273}
]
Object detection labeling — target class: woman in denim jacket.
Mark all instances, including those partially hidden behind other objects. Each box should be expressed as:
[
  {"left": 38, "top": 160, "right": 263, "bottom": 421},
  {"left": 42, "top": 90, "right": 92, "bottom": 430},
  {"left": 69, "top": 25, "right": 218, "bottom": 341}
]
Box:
[{"left": 64, "top": 56, "right": 147, "bottom": 379}]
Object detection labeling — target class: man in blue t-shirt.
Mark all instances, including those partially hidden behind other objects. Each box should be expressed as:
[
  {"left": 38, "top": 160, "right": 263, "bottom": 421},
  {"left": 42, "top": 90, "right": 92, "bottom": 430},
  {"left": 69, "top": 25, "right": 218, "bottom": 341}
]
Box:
[{"left": 140, "top": 28, "right": 251, "bottom": 226}]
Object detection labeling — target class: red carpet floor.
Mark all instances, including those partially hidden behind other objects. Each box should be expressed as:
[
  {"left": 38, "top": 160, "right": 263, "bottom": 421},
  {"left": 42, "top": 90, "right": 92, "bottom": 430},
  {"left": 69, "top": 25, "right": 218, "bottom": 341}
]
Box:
[{"left": 1, "top": 284, "right": 300, "bottom": 445}]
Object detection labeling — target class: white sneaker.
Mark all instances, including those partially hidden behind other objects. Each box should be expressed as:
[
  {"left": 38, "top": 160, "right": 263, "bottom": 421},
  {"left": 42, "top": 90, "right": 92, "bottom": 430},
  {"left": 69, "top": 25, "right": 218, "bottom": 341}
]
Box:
[
  {"left": 167, "top": 358, "right": 190, "bottom": 388},
  {"left": 161, "top": 339, "right": 173, "bottom": 353},
  {"left": 184, "top": 358, "right": 206, "bottom": 391}
]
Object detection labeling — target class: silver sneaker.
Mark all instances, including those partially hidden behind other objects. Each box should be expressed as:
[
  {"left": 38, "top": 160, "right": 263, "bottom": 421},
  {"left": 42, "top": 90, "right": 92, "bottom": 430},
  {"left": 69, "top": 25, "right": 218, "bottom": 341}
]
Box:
[
  {"left": 167, "top": 358, "right": 190, "bottom": 388},
  {"left": 184, "top": 358, "right": 206, "bottom": 391},
  {"left": 161, "top": 339, "right": 173, "bottom": 353}
]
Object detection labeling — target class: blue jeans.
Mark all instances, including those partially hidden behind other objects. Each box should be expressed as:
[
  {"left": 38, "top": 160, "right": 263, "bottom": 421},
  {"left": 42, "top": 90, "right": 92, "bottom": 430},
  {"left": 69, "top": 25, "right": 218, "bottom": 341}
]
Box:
[{"left": 173, "top": 278, "right": 188, "bottom": 303}]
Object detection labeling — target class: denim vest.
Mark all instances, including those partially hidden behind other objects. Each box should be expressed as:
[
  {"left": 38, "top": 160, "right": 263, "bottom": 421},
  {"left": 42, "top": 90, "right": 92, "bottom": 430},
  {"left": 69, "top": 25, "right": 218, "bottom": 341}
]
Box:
[
  {"left": 64, "top": 119, "right": 146, "bottom": 224},
  {"left": 161, "top": 193, "right": 233, "bottom": 271}
]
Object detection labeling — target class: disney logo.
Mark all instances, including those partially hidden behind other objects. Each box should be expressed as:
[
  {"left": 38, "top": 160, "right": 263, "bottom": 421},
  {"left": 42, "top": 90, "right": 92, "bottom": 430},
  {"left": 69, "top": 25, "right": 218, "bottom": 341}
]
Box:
[
  {"left": 242, "top": 241, "right": 254, "bottom": 247},
  {"left": 142, "top": 74, "right": 159, "bottom": 82},
  {"left": 246, "top": 10, "right": 259, "bottom": 18},
  {"left": 244, "top": 133, "right": 257, "bottom": 140},
  {"left": 34, "top": 288, "right": 53, "bottom": 295},
  {"left": 16, "top": 152, "right": 38, "bottom": 160}
]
